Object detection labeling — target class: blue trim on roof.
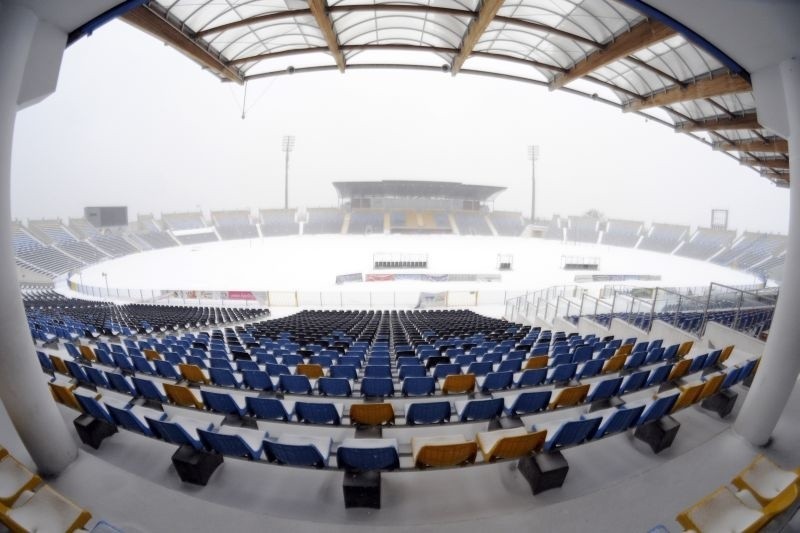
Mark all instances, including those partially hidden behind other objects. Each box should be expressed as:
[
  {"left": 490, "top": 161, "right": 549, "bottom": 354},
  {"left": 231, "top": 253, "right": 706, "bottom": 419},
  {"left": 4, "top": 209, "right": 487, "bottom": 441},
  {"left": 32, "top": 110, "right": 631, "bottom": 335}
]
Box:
[
  {"left": 67, "top": 0, "right": 149, "bottom": 46},
  {"left": 616, "top": 0, "right": 750, "bottom": 82}
]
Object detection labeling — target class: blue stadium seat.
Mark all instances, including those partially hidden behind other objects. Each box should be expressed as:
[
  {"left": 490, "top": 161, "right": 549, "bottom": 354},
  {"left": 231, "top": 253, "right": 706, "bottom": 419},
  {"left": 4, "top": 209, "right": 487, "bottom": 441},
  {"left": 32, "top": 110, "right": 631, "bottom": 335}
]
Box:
[
  {"left": 295, "top": 401, "right": 342, "bottom": 425},
  {"left": 241, "top": 370, "right": 273, "bottom": 392},
  {"left": 201, "top": 390, "right": 247, "bottom": 417},
  {"left": 318, "top": 377, "right": 352, "bottom": 397},
  {"left": 405, "top": 401, "right": 451, "bottom": 425},
  {"left": 594, "top": 405, "right": 646, "bottom": 439},
  {"left": 279, "top": 374, "right": 313, "bottom": 394},
  {"left": 360, "top": 377, "right": 394, "bottom": 397},
  {"left": 504, "top": 391, "right": 552, "bottom": 416},
  {"left": 537, "top": 417, "right": 602, "bottom": 451},
  {"left": 336, "top": 438, "right": 400, "bottom": 471},
  {"left": 619, "top": 370, "right": 650, "bottom": 395},
  {"left": 245, "top": 397, "right": 293, "bottom": 421},
  {"left": 209, "top": 368, "right": 243, "bottom": 388},
  {"left": 198, "top": 427, "right": 267, "bottom": 460},
  {"left": 479, "top": 371, "right": 514, "bottom": 393},
  {"left": 265, "top": 435, "right": 331, "bottom": 468},
  {"left": 586, "top": 377, "right": 623, "bottom": 403},
  {"left": 401, "top": 376, "right": 436, "bottom": 396},
  {"left": 455, "top": 398, "right": 504, "bottom": 422}
]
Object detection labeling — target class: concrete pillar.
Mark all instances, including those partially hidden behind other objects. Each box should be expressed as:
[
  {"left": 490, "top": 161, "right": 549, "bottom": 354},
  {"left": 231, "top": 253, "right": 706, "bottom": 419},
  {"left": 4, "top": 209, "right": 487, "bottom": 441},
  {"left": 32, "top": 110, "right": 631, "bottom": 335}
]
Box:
[
  {"left": 735, "top": 57, "right": 800, "bottom": 446},
  {"left": 0, "top": 3, "right": 77, "bottom": 476}
]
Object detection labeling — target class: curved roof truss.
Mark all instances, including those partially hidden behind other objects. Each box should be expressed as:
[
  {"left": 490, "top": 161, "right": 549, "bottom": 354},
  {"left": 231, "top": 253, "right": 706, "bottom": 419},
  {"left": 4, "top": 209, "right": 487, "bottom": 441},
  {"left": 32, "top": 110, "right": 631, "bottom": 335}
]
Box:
[{"left": 116, "top": 0, "right": 789, "bottom": 185}]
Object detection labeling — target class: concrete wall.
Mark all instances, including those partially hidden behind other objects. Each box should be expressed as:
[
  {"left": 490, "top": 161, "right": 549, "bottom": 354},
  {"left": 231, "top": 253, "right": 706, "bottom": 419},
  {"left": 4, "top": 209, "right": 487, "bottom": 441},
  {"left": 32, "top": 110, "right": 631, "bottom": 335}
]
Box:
[
  {"left": 649, "top": 320, "right": 698, "bottom": 347},
  {"left": 701, "top": 321, "right": 766, "bottom": 358}
]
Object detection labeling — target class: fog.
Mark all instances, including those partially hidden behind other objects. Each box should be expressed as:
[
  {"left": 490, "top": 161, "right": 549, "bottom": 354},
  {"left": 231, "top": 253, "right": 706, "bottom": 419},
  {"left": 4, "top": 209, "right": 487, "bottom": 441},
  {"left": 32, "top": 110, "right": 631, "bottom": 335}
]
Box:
[{"left": 10, "top": 20, "right": 790, "bottom": 235}]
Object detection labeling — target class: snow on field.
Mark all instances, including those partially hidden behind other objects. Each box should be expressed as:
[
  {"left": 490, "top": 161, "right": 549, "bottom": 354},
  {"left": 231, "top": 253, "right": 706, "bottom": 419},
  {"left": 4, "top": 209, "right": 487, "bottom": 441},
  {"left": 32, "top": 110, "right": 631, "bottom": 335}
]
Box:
[{"left": 75, "top": 234, "right": 758, "bottom": 295}]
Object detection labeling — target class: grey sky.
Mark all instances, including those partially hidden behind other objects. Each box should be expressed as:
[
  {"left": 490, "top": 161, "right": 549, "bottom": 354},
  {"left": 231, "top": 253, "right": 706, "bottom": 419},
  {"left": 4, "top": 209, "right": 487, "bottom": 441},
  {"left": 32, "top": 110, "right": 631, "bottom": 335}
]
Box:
[{"left": 10, "top": 20, "right": 789, "bottom": 234}]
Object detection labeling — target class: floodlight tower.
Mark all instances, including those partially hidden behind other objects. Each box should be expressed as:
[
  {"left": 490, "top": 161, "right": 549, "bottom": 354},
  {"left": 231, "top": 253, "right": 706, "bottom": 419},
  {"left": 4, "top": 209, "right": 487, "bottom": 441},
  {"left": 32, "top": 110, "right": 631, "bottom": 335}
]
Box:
[
  {"left": 282, "top": 135, "right": 296, "bottom": 209},
  {"left": 527, "top": 145, "right": 540, "bottom": 222}
]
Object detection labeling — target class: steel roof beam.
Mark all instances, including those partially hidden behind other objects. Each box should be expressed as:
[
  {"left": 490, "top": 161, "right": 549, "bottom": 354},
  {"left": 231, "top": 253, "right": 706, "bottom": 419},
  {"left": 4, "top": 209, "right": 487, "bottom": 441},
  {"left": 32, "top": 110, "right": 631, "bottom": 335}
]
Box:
[
  {"left": 451, "top": 0, "right": 504, "bottom": 75},
  {"left": 627, "top": 73, "right": 751, "bottom": 111},
  {"left": 674, "top": 112, "right": 760, "bottom": 132},
  {"left": 713, "top": 138, "right": 788, "bottom": 153},
  {"left": 308, "top": 0, "right": 346, "bottom": 72},
  {"left": 741, "top": 158, "right": 790, "bottom": 170},
  {"left": 550, "top": 19, "right": 675, "bottom": 90},
  {"left": 121, "top": 6, "right": 243, "bottom": 83}
]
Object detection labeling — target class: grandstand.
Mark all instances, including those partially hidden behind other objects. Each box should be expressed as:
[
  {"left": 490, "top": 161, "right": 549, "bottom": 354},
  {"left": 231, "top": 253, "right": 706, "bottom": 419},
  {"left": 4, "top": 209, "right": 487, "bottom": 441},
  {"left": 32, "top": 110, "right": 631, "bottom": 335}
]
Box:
[
  {"left": 489, "top": 211, "right": 525, "bottom": 237},
  {"left": 212, "top": 210, "right": 259, "bottom": 240},
  {"left": 3, "top": 2, "right": 800, "bottom": 533},
  {"left": 601, "top": 219, "right": 643, "bottom": 248},
  {"left": 304, "top": 208, "right": 344, "bottom": 235},
  {"left": 638, "top": 224, "right": 690, "bottom": 253},
  {"left": 566, "top": 216, "right": 600, "bottom": 244},
  {"left": 260, "top": 209, "right": 298, "bottom": 236},
  {"left": 675, "top": 228, "right": 736, "bottom": 260}
]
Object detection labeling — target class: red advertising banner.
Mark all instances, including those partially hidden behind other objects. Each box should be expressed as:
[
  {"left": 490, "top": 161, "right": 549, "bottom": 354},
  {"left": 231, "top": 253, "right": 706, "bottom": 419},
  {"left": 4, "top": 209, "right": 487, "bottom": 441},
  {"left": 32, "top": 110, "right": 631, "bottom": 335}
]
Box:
[{"left": 227, "top": 291, "right": 256, "bottom": 300}]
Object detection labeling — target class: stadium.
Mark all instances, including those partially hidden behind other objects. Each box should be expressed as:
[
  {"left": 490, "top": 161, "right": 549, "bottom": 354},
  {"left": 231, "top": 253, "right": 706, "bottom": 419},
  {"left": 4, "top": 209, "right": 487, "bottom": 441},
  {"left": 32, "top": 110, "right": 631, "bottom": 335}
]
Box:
[{"left": 0, "top": 1, "right": 799, "bottom": 533}]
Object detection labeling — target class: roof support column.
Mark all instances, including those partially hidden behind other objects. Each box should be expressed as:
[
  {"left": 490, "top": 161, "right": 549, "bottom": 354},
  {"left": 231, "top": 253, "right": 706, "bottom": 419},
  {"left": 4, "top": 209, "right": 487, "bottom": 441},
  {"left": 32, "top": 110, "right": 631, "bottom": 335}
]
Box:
[
  {"left": 734, "top": 56, "right": 800, "bottom": 445},
  {"left": 0, "top": 2, "right": 77, "bottom": 476}
]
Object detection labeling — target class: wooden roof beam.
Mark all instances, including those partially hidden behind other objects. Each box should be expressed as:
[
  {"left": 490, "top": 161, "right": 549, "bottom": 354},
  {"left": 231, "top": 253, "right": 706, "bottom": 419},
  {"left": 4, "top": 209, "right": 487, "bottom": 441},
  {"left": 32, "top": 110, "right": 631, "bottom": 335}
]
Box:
[
  {"left": 627, "top": 74, "right": 751, "bottom": 111},
  {"left": 451, "top": 0, "right": 504, "bottom": 75},
  {"left": 713, "top": 138, "right": 788, "bottom": 153},
  {"left": 674, "top": 112, "right": 760, "bottom": 132},
  {"left": 741, "top": 158, "right": 790, "bottom": 170},
  {"left": 121, "top": 6, "right": 243, "bottom": 83},
  {"left": 308, "top": 0, "right": 346, "bottom": 72},
  {"left": 551, "top": 20, "right": 675, "bottom": 90}
]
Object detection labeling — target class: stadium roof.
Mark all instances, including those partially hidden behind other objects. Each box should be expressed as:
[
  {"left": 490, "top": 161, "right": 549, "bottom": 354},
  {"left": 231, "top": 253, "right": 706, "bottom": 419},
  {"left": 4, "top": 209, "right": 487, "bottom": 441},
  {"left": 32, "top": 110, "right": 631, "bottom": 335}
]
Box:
[
  {"left": 107, "top": 0, "right": 791, "bottom": 185},
  {"left": 332, "top": 180, "right": 505, "bottom": 201}
]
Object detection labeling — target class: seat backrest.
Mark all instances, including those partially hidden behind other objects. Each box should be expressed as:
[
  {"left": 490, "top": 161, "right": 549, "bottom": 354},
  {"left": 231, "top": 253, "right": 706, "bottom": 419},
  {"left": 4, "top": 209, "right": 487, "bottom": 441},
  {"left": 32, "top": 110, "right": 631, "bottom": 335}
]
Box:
[
  {"left": 242, "top": 369, "right": 273, "bottom": 391},
  {"left": 619, "top": 370, "right": 649, "bottom": 395},
  {"left": 105, "top": 404, "right": 152, "bottom": 436},
  {"left": 406, "top": 401, "right": 451, "bottom": 425},
  {"left": 671, "top": 382, "right": 706, "bottom": 413},
  {"left": 595, "top": 405, "right": 645, "bottom": 439},
  {"left": 198, "top": 429, "right": 261, "bottom": 460},
  {"left": 295, "top": 401, "right": 341, "bottom": 425},
  {"left": 432, "top": 363, "right": 462, "bottom": 379},
  {"left": 265, "top": 440, "right": 326, "bottom": 468},
  {"left": 245, "top": 396, "right": 291, "bottom": 421},
  {"left": 48, "top": 382, "right": 82, "bottom": 410},
  {"left": 481, "top": 371, "right": 514, "bottom": 392},
  {"left": 638, "top": 393, "right": 679, "bottom": 425},
  {"left": 330, "top": 365, "right": 358, "bottom": 380},
  {"left": 337, "top": 440, "right": 399, "bottom": 471},
  {"left": 545, "top": 417, "right": 602, "bottom": 451},
  {"left": 360, "top": 377, "right": 394, "bottom": 397},
  {"left": 179, "top": 363, "right": 208, "bottom": 384},
  {"left": 484, "top": 430, "right": 546, "bottom": 461},
  {"left": 401, "top": 376, "right": 436, "bottom": 396},
  {"left": 466, "top": 361, "right": 493, "bottom": 376},
  {"left": 460, "top": 398, "right": 504, "bottom": 421},
  {"left": 132, "top": 377, "right": 165, "bottom": 402},
  {"left": 146, "top": 417, "right": 203, "bottom": 449},
  {"left": 602, "top": 355, "right": 626, "bottom": 374},
  {"left": 74, "top": 393, "right": 114, "bottom": 425},
  {"left": 697, "top": 373, "right": 726, "bottom": 401},
  {"left": 688, "top": 353, "right": 708, "bottom": 373},
  {"left": 677, "top": 340, "right": 694, "bottom": 358},
  {"left": 163, "top": 383, "right": 203, "bottom": 409},
  {"left": 667, "top": 358, "right": 692, "bottom": 382},
  {"left": 317, "top": 377, "right": 352, "bottom": 397},
  {"left": 200, "top": 390, "right": 241, "bottom": 415},
  {"left": 550, "top": 384, "right": 590, "bottom": 409},
  {"left": 508, "top": 391, "right": 552, "bottom": 415},
  {"left": 577, "top": 358, "right": 604, "bottom": 380},
  {"left": 415, "top": 441, "right": 478, "bottom": 468},
  {"left": 524, "top": 356, "right": 549, "bottom": 370},
  {"left": 587, "top": 377, "right": 623, "bottom": 403},
  {"left": 349, "top": 403, "right": 395, "bottom": 426},
  {"left": 441, "top": 373, "right": 476, "bottom": 394},
  {"left": 279, "top": 374, "right": 312, "bottom": 394}
]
